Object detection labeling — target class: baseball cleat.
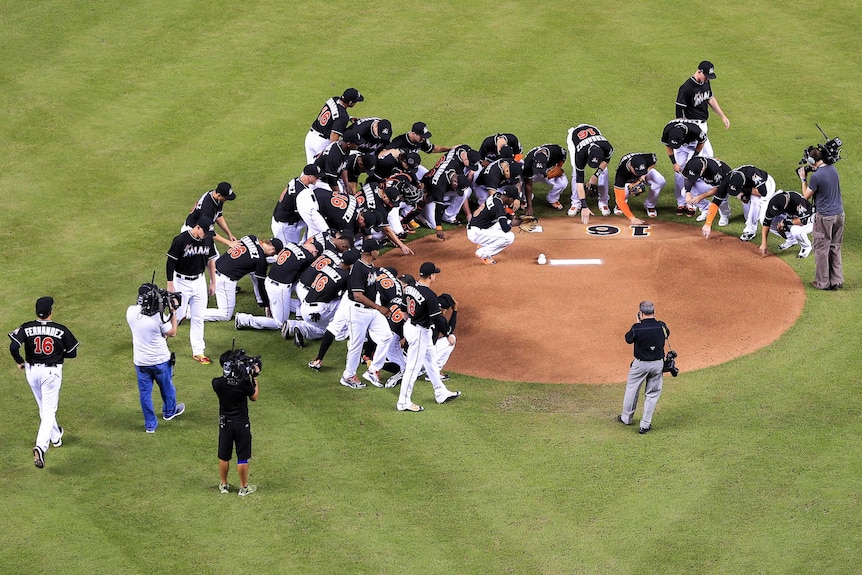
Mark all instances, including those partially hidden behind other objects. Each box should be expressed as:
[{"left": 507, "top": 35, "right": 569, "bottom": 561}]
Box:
[
  {"left": 696, "top": 210, "right": 708, "bottom": 222},
  {"left": 686, "top": 205, "right": 697, "bottom": 217},
  {"left": 718, "top": 214, "right": 730, "bottom": 227},
  {"left": 33, "top": 446, "right": 45, "bottom": 469},
  {"left": 52, "top": 426, "right": 64, "bottom": 448},
  {"left": 566, "top": 205, "right": 580, "bottom": 217},
  {"left": 439, "top": 391, "right": 462, "bottom": 404},
  {"left": 340, "top": 375, "right": 366, "bottom": 389},
  {"left": 293, "top": 327, "right": 305, "bottom": 348},
  {"left": 397, "top": 404, "right": 424, "bottom": 412},
  {"left": 638, "top": 426, "right": 652, "bottom": 434},
  {"left": 193, "top": 354, "right": 212, "bottom": 365},
  {"left": 675, "top": 205, "right": 688, "bottom": 216},
  {"left": 646, "top": 207, "right": 658, "bottom": 218},
  {"left": 362, "top": 369, "right": 383, "bottom": 388},
  {"left": 479, "top": 256, "right": 497, "bottom": 265},
  {"left": 384, "top": 371, "right": 403, "bottom": 388},
  {"left": 778, "top": 239, "right": 798, "bottom": 250},
  {"left": 549, "top": 201, "right": 564, "bottom": 211},
  {"left": 424, "top": 372, "right": 450, "bottom": 382},
  {"left": 797, "top": 246, "right": 812, "bottom": 258},
  {"left": 307, "top": 359, "right": 322, "bottom": 371},
  {"left": 599, "top": 204, "right": 611, "bottom": 216},
  {"left": 616, "top": 415, "right": 632, "bottom": 426},
  {"left": 613, "top": 206, "right": 624, "bottom": 216},
  {"left": 739, "top": 231, "right": 756, "bottom": 242}
]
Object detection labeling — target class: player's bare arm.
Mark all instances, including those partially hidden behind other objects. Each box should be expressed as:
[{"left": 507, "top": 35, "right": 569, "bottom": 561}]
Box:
[{"left": 709, "top": 97, "right": 730, "bottom": 129}]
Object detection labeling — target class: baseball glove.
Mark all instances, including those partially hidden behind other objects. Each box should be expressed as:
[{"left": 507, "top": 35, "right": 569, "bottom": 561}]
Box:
[
  {"left": 629, "top": 180, "right": 647, "bottom": 197},
  {"left": 516, "top": 215, "right": 539, "bottom": 233},
  {"left": 545, "top": 164, "right": 565, "bottom": 179},
  {"left": 585, "top": 183, "right": 599, "bottom": 198}
]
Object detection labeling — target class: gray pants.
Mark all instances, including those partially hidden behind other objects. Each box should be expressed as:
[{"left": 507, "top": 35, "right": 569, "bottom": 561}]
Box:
[{"left": 621, "top": 359, "right": 664, "bottom": 430}]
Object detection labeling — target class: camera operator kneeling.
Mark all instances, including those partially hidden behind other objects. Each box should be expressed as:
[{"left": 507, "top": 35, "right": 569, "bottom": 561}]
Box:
[
  {"left": 213, "top": 349, "right": 261, "bottom": 496},
  {"left": 617, "top": 301, "right": 671, "bottom": 434}
]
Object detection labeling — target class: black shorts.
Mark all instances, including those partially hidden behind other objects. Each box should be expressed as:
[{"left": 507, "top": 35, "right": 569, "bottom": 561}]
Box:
[{"left": 218, "top": 418, "right": 252, "bottom": 462}]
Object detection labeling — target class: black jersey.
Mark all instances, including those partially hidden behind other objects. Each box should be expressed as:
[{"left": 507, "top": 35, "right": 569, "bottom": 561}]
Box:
[
  {"left": 273, "top": 177, "right": 310, "bottom": 224},
  {"left": 301, "top": 231, "right": 341, "bottom": 259},
  {"left": 310, "top": 96, "right": 349, "bottom": 138},
  {"left": 682, "top": 157, "right": 732, "bottom": 195},
  {"left": 343, "top": 117, "right": 391, "bottom": 153},
  {"left": 9, "top": 320, "right": 79, "bottom": 366},
  {"left": 166, "top": 230, "right": 217, "bottom": 278},
  {"left": 303, "top": 263, "right": 348, "bottom": 304},
  {"left": 215, "top": 236, "right": 268, "bottom": 281},
  {"left": 660, "top": 119, "right": 708, "bottom": 149},
  {"left": 569, "top": 124, "right": 614, "bottom": 182},
  {"left": 422, "top": 159, "right": 463, "bottom": 203},
  {"left": 376, "top": 267, "right": 403, "bottom": 307},
  {"left": 347, "top": 260, "right": 378, "bottom": 303},
  {"left": 762, "top": 192, "right": 813, "bottom": 227},
  {"left": 388, "top": 133, "right": 435, "bottom": 155},
  {"left": 479, "top": 133, "right": 523, "bottom": 162},
  {"left": 298, "top": 249, "right": 345, "bottom": 288},
  {"left": 184, "top": 190, "right": 224, "bottom": 231},
  {"left": 523, "top": 145, "right": 567, "bottom": 179},
  {"left": 724, "top": 165, "right": 771, "bottom": 198},
  {"left": 314, "top": 141, "right": 351, "bottom": 186},
  {"left": 315, "top": 189, "right": 358, "bottom": 232},
  {"left": 675, "top": 77, "right": 713, "bottom": 121},
  {"left": 404, "top": 283, "right": 442, "bottom": 329},
  {"left": 212, "top": 376, "right": 256, "bottom": 421},
  {"left": 469, "top": 195, "right": 512, "bottom": 232},
  {"left": 268, "top": 242, "right": 313, "bottom": 284},
  {"left": 477, "top": 158, "right": 521, "bottom": 190},
  {"left": 614, "top": 153, "right": 657, "bottom": 187},
  {"left": 386, "top": 297, "right": 408, "bottom": 337}
]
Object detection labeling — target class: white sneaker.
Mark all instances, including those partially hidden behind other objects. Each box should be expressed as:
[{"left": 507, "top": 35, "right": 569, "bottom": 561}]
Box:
[
  {"left": 718, "top": 214, "right": 729, "bottom": 227},
  {"left": 797, "top": 246, "right": 812, "bottom": 258},
  {"left": 696, "top": 210, "right": 708, "bottom": 222},
  {"left": 362, "top": 370, "right": 383, "bottom": 388},
  {"left": 599, "top": 204, "right": 611, "bottom": 216},
  {"left": 778, "top": 239, "right": 798, "bottom": 250},
  {"left": 566, "top": 205, "right": 580, "bottom": 217}
]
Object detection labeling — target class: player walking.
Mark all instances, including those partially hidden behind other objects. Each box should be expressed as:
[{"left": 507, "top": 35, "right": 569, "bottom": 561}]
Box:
[
  {"left": 396, "top": 262, "right": 461, "bottom": 412},
  {"left": 9, "top": 296, "right": 79, "bottom": 468},
  {"left": 675, "top": 60, "right": 730, "bottom": 157},
  {"left": 166, "top": 216, "right": 218, "bottom": 364}
]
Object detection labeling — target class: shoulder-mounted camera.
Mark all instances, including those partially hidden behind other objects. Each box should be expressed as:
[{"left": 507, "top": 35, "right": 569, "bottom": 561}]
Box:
[
  {"left": 137, "top": 283, "right": 182, "bottom": 319},
  {"left": 220, "top": 349, "right": 262, "bottom": 385},
  {"left": 800, "top": 124, "right": 843, "bottom": 167}
]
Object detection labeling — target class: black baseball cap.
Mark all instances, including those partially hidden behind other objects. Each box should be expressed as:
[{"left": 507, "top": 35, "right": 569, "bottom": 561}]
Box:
[
  {"left": 360, "top": 153, "right": 377, "bottom": 171},
  {"left": 341, "top": 249, "right": 361, "bottom": 265},
  {"left": 419, "top": 262, "right": 441, "bottom": 277},
  {"left": 682, "top": 156, "right": 708, "bottom": 179},
  {"left": 195, "top": 215, "right": 214, "bottom": 232},
  {"left": 412, "top": 122, "right": 432, "bottom": 139},
  {"left": 36, "top": 296, "right": 54, "bottom": 319},
  {"left": 269, "top": 238, "right": 284, "bottom": 252},
  {"left": 375, "top": 119, "right": 392, "bottom": 141},
  {"left": 399, "top": 273, "right": 416, "bottom": 286},
  {"left": 499, "top": 145, "right": 514, "bottom": 159},
  {"left": 215, "top": 182, "right": 236, "bottom": 200},
  {"left": 586, "top": 144, "right": 604, "bottom": 168},
  {"left": 668, "top": 125, "right": 687, "bottom": 148},
  {"left": 342, "top": 88, "right": 364, "bottom": 103},
  {"left": 698, "top": 60, "right": 717, "bottom": 79},
  {"left": 502, "top": 185, "right": 520, "bottom": 199},
  {"left": 341, "top": 131, "right": 361, "bottom": 145},
  {"left": 360, "top": 210, "right": 378, "bottom": 229},
  {"left": 361, "top": 238, "right": 385, "bottom": 253},
  {"left": 437, "top": 293, "right": 454, "bottom": 309},
  {"left": 303, "top": 164, "right": 322, "bottom": 177},
  {"left": 383, "top": 183, "right": 402, "bottom": 204},
  {"left": 402, "top": 151, "right": 421, "bottom": 169}
]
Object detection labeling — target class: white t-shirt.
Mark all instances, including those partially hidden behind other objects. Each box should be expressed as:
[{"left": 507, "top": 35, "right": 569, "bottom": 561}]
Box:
[{"left": 126, "top": 305, "right": 172, "bottom": 366}]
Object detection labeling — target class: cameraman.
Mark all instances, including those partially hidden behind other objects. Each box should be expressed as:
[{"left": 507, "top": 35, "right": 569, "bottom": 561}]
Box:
[
  {"left": 617, "top": 301, "right": 669, "bottom": 434},
  {"left": 126, "top": 283, "right": 185, "bottom": 433},
  {"left": 213, "top": 350, "right": 260, "bottom": 497},
  {"left": 798, "top": 145, "right": 844, "bottom": 290}
]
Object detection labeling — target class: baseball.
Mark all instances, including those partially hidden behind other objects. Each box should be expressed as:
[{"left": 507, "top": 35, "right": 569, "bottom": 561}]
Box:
[{"left": 537, "top": 254, "right": 547, "bottom": 265}]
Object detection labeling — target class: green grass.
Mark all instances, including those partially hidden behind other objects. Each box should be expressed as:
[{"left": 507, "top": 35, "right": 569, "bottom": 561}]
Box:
[{"left": 2, "top": 1, "right": 861, "bottom": 573}]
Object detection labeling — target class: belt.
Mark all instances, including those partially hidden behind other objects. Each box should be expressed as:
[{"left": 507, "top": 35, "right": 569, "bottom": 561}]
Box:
[
  {"left": 309, "top": 129, "right": 326, "bottom": 138},
  {"left": 29, "top": 363, "right": 59, "bottom": 367},
  {"left": 409, "top": 320, "right": 431, "bottom": 329},
  {"left": 351, "top": 302, "right": 371, "bottom": 309},
  {"left": 267, "top": 278, "right": 290, "bottom": 286},
  {"left": 175, "top": 273, "right": 201, "bottom": 281}
]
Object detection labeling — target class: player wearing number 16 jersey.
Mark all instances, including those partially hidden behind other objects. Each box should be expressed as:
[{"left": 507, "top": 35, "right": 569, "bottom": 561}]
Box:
[
  {"left": 305, "top": 88, "right": 364, "bottom": 163},
  {"left": 9, "top": 296, "right": 79, "bottom": 469}
]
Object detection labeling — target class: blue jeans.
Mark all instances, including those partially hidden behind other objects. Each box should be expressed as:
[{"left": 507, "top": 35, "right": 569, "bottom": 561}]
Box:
[{"left": 135, "top": 362, "right": 177, "bottom": 431}]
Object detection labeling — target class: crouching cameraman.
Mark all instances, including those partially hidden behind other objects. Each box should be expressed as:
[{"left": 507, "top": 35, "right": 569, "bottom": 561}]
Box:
[
  {"left": 127, "top": 283, "right": 185, "bottom": 433},
  {"left": 617, "top": 301, "right": 670, "bottom": 434},
  {"left": 213, "top": 349, "right": 260, "bottom": 497}
]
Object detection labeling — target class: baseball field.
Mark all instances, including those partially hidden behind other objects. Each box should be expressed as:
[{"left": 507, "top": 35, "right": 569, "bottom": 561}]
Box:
[{"left": 2, "top": 1, "right": 860, "bottom": 574}]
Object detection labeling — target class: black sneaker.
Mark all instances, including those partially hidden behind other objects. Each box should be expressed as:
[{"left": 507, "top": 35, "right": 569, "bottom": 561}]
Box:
[
  {"left": 293, "top": 328, "right": 305, "bottom": 348},
  {"left": 52, "top": 426, "right": 64, "bottom": 447},
  {"left": 638, "top": 426, "right": 652, "bottom": 434},
  {"left": 33, "top": 446, "right": 45, "bottom": 469}
]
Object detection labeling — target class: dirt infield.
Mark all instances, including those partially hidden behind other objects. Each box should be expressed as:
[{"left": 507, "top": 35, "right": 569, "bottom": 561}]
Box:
[{"left": 378, "top": 218, "right": 806, "bottom": 384}]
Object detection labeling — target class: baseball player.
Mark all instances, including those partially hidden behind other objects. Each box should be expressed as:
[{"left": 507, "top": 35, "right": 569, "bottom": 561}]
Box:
[
  {"left": 396, "top": 262, "right": 461, "bottom": 412},
  {"left": 204, "top": 236, "right": 282, "bottom": 322},
  {"left": 660, "top": 119, "right": 709, "bottom": 215},
  {"left": 466, "top": 185, "right": 520, "bottom": 265},
  {"left": 355, "top": 181, "right": 414, "bottom": 255},
  {"left": 314, "top": 132, "right": 361, "bottom": 194},
  {"left": 127, "top": 283, "right": 185, "bottom": 433},
  {"left": 272, "top": 165, "right": 322, "bottom": 245},
  {"left": 675, "top": 60, "right": 730, "bottom": 157},
  {"left": 522, "top": 144, "right": 568, "bottom": 215},
  {"left": 479, "top": 133, "right": 524, "bottom": 163},
  {"left": 9, "top": 296, "right": 79, "bottom": 468},
  {"left": 339, "top": 239, "right": 393, "bottom": 389},
  {"left": 386, "top": 122, "right": 452, "bottom": 172},
  {"left": 427, "top": 293, "right": 458, "bottom": 381},
  {"left": 472, "top": 146, "right": 522, "bottom": 206},
  {"left": 343, "top": 117, "right": 393, "bottom": 154},
  {"left": 183, "top": 182, "right": 239, "bottom": 250},
  {"left": 421, "top": 161, "right": 473, "bottom": 240},
  {"left": 305, "top": 87, "right": 364, "bottom": 163},
  {"left": 680, "top": 156, "right": 732, "bottom": 229},
  {"left": 285, "top": 249, "right": 359, "bottom": 347},
  {"left": 758, "top": 191, "right": 814, "bottom": 259},
  {"left": 166, "top": 215, "right": 218, "bottom": 364},
  {"left": 721, "top": 165, "right": 776, "bottom": 242},
  {"left": 344, "top": 150, "right": 378, "bottom": 194},
  {"left": 612, "top": 153, "right": 666, "bottom": 224},
  {"left": 566, "top": 124, "right": 614, "bottom": 222}
]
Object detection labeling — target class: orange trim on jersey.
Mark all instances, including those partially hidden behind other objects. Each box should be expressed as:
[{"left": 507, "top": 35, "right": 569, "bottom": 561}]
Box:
[{"left": 614, "top": 187, "right": 635, "bottom": 219}]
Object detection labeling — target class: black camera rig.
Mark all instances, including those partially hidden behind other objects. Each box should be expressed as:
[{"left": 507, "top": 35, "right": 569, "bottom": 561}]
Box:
[{"left": 800, "top": 123, "right": 842, "bottom": 168}]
